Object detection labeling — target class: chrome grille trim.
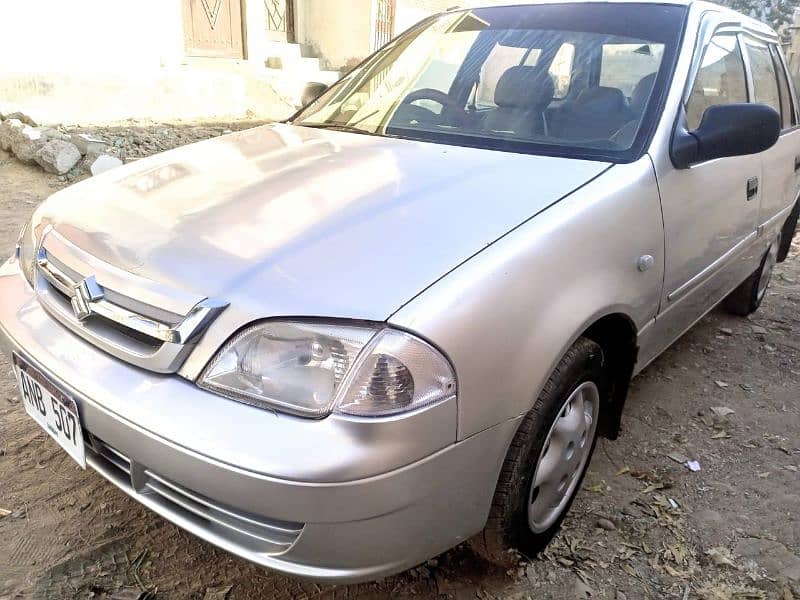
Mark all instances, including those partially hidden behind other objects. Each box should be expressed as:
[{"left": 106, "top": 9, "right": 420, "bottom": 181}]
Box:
[
  {"left": 87, "top": 436, "right": 303, "bottom": 554},
  {"left": 40, "top": 227, "right": 203, "bottom": 316},
  {"left": 33, "top": 227, "right": 228, "bottom": 373},
  {"left": 38, "top": 255, "right": 225, "bottom": 345}
]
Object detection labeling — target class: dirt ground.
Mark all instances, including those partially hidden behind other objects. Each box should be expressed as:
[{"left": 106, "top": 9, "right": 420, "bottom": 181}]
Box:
[{"left": 0, "top": 125, "right": 798, "bottom": 600}]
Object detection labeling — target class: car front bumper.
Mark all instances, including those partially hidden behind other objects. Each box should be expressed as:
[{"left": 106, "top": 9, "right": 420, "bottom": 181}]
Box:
[{"left": 0, "top": 259, "right": 518, "bottom": 583}]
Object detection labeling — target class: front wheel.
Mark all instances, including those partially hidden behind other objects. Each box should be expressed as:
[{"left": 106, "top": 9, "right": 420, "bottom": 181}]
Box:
[{"left": 473, "top": 337, "right": 605, "bottom": 563}]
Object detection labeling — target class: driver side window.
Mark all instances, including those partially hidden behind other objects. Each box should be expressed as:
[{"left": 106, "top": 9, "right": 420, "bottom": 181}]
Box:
[{"left": 685, "top": 33, "right": 748, "bottom": 130}]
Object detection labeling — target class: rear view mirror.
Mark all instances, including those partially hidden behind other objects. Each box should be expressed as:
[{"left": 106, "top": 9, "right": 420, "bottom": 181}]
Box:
[
  {"left": 302, "top": 82, "right": 329, "bottom": 107},
  {"left": 671, "top": 103, "right": 780, "bottom": 169}
]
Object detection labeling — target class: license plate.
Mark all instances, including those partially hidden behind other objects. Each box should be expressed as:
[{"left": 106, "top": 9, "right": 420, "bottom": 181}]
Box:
[{"left": 13, "top": 354, "right": 86, "bottom": 468}]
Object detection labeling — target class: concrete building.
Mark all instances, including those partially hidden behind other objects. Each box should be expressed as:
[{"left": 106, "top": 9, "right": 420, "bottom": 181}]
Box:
[
  {"left": 785, "top": 8, "right": 800, "bottom": 83},
  {"left": 0, "top": 0, "right": 462, "bottom": 125}
]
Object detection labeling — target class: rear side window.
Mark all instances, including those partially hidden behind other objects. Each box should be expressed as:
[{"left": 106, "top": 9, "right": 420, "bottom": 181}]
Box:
[
  {"left": 745, "top": 39, "right": 782, "bottom": 118},
  {"left": 685, "top": 34, "right": 748, "bottom": 130},
  {"left": 601, "top": 43, "right": 665, "bottom": 96},
  {"left": 769, "top": 44, "right": 796, "bottom": 129}
]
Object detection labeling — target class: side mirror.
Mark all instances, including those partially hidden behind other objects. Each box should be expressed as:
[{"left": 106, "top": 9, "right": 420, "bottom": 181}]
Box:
[
  {"left": 301, "top": 82, "right": 328, "bottom": 107},
  {"left": 671, "top": 103, "right": 780, "bottom": 169}
]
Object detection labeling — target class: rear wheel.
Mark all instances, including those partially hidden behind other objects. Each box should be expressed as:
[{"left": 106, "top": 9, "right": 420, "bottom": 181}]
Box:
[
  {"left": 723, "top": 237, "right": 779, "bottom": 317},
  {"left": 473, "top": 337, "right": 605, "bottom": 563}
]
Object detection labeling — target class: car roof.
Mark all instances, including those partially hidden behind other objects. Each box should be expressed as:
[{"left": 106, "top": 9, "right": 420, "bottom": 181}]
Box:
[{"left": 453, "top": 0, "right": 779, "bottom": 40}]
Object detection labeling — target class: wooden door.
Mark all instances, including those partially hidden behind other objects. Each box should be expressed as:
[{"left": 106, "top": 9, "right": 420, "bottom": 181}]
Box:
[
  {"left": 183, "top": 0, "right": 244, "bottom": 59},
  {"left": 265, "top": 0, "right": 295, "bottom": 43}
]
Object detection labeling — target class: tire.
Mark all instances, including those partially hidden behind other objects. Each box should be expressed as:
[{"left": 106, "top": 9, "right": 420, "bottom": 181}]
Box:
[
  {"left": 473, "top": 337, "right": 606, "bottom": 564},
  {"left": 723, "top": 237, "right": 779, "bottom": 317},
  {"left": 777, "top": 201, "right": 799, "bottom": 263}
]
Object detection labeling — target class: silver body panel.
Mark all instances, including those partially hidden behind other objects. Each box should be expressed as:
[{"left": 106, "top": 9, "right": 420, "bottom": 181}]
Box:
[
  {"left": 1, "top": 0, "right": 798, "bottom": 583},
  {"left": 390, "top": 158, "right": 664, "bottom": 439}
]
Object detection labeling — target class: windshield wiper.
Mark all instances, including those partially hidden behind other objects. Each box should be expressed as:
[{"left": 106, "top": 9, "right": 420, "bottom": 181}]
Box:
[{"left": 297, "top": 122, "right": 380, "bottom": 136}]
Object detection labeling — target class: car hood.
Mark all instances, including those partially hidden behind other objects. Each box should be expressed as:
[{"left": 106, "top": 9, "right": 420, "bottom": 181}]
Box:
[{"left": 38, "top": 124, "right": 610, "bottom": 321}]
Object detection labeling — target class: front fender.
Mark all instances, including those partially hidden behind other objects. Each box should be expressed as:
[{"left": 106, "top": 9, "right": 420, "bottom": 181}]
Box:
[{"left": 389, "top": 158, "right": 664, "bottom": 439}]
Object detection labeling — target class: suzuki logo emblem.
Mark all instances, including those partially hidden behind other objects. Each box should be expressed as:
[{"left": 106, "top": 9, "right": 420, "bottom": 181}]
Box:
[{"left": 71, "top": 276, "right": 104, "bottom": 322}]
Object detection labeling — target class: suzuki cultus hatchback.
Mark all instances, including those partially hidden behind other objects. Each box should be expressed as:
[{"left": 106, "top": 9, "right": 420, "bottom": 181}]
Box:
[{"left": 2, "top": 0, "right": 799, "bottom": 583}]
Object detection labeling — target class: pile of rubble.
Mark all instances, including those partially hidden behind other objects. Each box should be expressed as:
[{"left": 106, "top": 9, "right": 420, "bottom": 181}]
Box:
[{"left": 0, "top": 112, "right": 122, "bottom": 176}]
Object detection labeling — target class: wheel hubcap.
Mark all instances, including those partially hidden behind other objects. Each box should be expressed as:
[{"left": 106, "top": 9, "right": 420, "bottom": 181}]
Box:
[
  {"left": 527, "top": 381, "right": 600, "bottom": 533},
  {"left": 757, "top": 240, "right": 779, "bottom": 303}
]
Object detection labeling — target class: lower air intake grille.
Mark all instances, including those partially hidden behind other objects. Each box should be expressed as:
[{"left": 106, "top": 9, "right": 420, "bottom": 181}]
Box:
[{"left": 87, "top": 434, "right": 303, "bottom": 554}]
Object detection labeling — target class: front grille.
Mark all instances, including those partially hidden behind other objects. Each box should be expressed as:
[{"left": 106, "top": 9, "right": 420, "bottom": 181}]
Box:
[
  {"left": 87, "top": 434, "right": 303, "bottom": 554},
  {"left": 32, "top": 227, "right": 227, "bottom": 373},
  {"left": 39, "top": 277, "right": 164, "bottom": 353}
]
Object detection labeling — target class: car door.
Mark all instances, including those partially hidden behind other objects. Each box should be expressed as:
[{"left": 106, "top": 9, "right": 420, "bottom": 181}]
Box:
[
  {"left": 649, "top": 28, "right": 763, "bottom": 348},
  {"left": 743, "top": 37, "right": 800, "bottom": 244}
]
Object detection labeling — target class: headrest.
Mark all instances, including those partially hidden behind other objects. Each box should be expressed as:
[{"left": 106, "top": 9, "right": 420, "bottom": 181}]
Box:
[
  {"left": 495, "top": 66, "right": 555, "bottom": 110},
  {"left": 630, "top": 73, "right": 657, "bottom": 114},
  {"left": 575, "top": 86, "right": 627, "bottom": 112}
]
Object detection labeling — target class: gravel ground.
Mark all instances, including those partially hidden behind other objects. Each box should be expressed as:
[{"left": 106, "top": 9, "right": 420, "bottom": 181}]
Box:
[{"left": 0, "top": 123, "right": 798, "bottom": 600}]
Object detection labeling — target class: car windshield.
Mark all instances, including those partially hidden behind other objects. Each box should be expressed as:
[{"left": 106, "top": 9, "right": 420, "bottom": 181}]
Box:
[{"left": 293, "top": 3, "right": 687, "bottom": 162}]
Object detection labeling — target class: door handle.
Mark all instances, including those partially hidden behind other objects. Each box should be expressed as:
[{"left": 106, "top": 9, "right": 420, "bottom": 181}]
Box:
[
  {"left": 746, "top": 177, "right": 759, "bottom": 201},
  {"left": 795, "top": 156, "right": 800, "bottom": 172}
]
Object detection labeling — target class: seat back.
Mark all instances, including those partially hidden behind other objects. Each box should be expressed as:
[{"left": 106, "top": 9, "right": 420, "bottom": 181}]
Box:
[
  {"left": 482, "top": 66, "right": 555, "bottom": 138},
  {"left": 551, "top": 86, "right": 632, "bottom": 140}
]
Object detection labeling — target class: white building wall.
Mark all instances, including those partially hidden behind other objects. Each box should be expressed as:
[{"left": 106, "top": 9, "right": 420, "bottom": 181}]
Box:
[
  {"left": 0, "top": 1, "right": 295, "bottom": 124},
  {"left": 394, "top": 0, "right": 454, "bottom": 35},
  {"left": 0, "top": 0, "right": 185, "bottom": 75},
  {"left": 295, "top": 0, "right": 376, "bottom": 70}
]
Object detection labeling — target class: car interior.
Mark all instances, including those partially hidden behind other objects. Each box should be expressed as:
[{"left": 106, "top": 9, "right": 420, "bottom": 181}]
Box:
[{"left": 388, "top": 30, "right": 664, "bottom": 150}]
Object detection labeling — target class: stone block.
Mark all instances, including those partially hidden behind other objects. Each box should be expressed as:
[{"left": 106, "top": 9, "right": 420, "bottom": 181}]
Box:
[
  {"left": 90, "top": 154, "right": 123, "bottom": 176},
  {"left": 0, "top": 119, "right": 24, "bottom": 152},
  {"left": 11, "top": 126, "right": 45, "bottom": 163},
  {"left": 3, "top": 111, "right": 38, "bottom": 127},
  {"left": 34, "top": 140, "right": 81, "bottom": 174},
  {"left": 70, "top": 133, "right": 107, "bottom": 156}
]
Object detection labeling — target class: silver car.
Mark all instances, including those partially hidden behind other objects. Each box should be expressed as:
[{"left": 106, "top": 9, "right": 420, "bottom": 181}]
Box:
[{"left": 2, "top": 0, "right": 798, "bottom": 583}]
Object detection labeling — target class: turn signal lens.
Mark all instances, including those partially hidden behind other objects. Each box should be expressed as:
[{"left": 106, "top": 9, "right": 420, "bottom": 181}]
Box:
[{"left": 334, "top": 329, "right": 457, "bottom": 417}]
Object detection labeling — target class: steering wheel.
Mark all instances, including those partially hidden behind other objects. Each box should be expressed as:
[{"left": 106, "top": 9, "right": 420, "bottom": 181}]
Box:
[{"left": 400, "top": 88, "right": 468, "bottom": 126}]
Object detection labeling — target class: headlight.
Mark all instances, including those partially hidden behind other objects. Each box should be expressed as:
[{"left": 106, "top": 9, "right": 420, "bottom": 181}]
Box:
[
  {"left": 199, "top": 321, "right": 457, "bottom": 418},
  {"left": 16, "top": 221, "right": 37, "bottom": 286}
]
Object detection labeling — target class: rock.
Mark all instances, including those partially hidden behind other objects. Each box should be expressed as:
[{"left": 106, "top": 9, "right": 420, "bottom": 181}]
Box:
[
  {"left": 735, "top": 538, "right": 800, "bottom": 583},
  {"left": 90, "top": 154, "right": 123, "bottom": 176},
  {"left": 10, "top": 126, "right": 45, "bottom": 163},
  {"left": 3, "top": 111, "right": 38, "bottom": 127},
  {"left": 34, "top": 140, "right": 81, "bottom": 174},
  {"left": 39, "top": 127, "right": 70, "bottom": 141},
  {"left": 597, "top": 518, "right": 617, "bottom": 531},
  {"left": 751, "top": 325, "right": 768, "bottom": 335},
  {"left": 0, "top": 118, "right": 25, "bottom": 151},
  {"left": 718, "top": 327, "right": 734, "bottom": 336},
  {"left": 70, "top": 133, "right": 106, "bottom": 156}
]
